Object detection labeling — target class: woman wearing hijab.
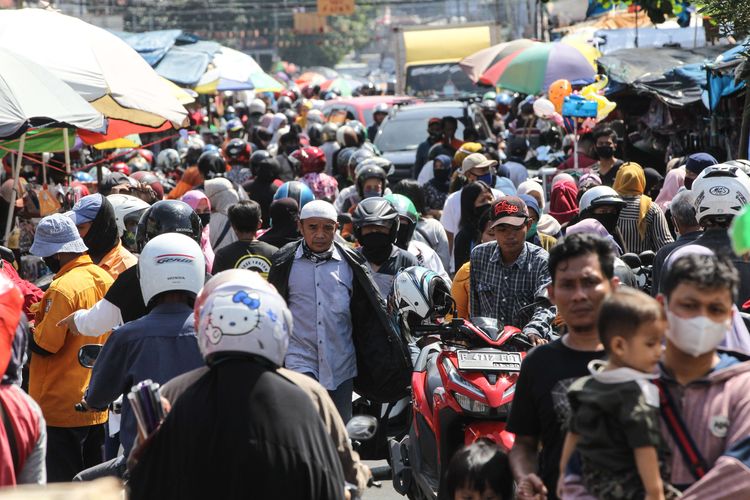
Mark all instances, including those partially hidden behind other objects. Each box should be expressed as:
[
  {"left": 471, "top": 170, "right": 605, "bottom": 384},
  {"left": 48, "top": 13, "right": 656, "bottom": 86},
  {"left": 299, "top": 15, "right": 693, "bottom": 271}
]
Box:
[
  {"left": 69, "top": 193, "right": 136, "bottom": 279},
  {"left": 518, "top": 194, "right": 556, "bottom": 251},
  {"left": 423, "top": 154, "right": 453, "bottom": 215},
  {"left": 643, "top": 168, "right": 664, "bottom": 200},
  {"left": 548, "top": 176, "right": 579, "bottom": 225},
  {"left": 655, "top": 164, "right": 686, "bottom": 212},
  {"left": 613, "top": 162, "right": 674, "bottom": 253},
  {"left": 258, "top": 198, "right": 301, "bottom": 248},
  {"left": 205, "top": 178, "right": 240, "bottom": 253},
  {"left": 517, "top": 179, "right": 561, "bottom": 237},
  {"left": 181, "top": 190, "right": 215, "bottom": 273},
  {"left": 453, "top": 181, "right": 494, "bottom": 271}
]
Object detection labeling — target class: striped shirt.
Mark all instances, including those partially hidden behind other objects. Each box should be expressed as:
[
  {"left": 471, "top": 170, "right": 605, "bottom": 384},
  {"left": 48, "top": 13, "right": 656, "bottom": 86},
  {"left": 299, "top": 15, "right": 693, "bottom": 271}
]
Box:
[
  {"left": 469, "top": 241, "right": 554, "bottom": 338},
  {"left": 616, "top": 196, "right": 673, "bottom": 254}
]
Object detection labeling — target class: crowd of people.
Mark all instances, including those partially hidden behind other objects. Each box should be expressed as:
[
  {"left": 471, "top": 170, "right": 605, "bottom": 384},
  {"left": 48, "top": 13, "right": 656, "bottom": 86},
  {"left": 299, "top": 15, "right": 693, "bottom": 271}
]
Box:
[{"left": 0, "top": 84, "right": 750, "bottom": 500}]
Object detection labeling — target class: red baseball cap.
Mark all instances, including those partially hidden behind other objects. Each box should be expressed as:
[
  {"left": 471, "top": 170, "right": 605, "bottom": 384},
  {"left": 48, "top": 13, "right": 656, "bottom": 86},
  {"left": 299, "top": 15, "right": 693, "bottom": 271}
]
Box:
[{"left": 490, "top": 196, "right": 529, "bottom": 228}]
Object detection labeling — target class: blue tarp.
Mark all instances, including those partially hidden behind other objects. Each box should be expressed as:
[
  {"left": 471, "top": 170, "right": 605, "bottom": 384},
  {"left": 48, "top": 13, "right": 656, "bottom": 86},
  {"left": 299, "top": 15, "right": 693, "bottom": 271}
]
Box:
[
  {"left": 114, "top": 30, "right": 223, "bottom": 87},
  {"left": 706, "top": 42, "right": 748, "bottom": 110}
]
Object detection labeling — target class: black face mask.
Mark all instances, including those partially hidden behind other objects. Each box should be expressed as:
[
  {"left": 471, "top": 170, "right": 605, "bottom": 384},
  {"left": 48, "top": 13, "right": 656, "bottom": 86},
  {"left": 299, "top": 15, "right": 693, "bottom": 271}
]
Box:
[
  {"left": 395, "top": 223, "right": 414, "bottom": 250},
  {"left": 359, "top": 232, "right": 393, "bottom": 265},
  {"left": 588, "top": 212, "right": 619, "bottom": 234},
  {"left": 474, "top": 203, "right": 491, "bottom": 218},
  {"left": 43, "top": 256, "right": 61, "bottom": 274},
  {"left": 595, "top": 145, "right": 615, "bottom": 160},
  {"left": 434, "top": 169, "right": 451, "bottom": 183},
  {"left": 198, "top": 212, "right": 211, "bottom": 229}
]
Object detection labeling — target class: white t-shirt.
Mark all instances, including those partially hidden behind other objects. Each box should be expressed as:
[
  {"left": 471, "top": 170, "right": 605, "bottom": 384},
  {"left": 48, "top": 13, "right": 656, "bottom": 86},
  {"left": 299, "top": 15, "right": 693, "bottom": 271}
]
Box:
[
  {"left": 440, "top": 187, "right": 505, "bottom": 235},
  {"left": 407, "top": 240, "right": 451, "bottom": 284}
]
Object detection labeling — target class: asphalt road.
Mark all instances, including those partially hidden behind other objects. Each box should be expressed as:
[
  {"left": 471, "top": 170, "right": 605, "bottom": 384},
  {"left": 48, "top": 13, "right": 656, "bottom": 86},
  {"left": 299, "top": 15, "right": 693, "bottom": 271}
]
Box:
[{"left": 362, "top": 460, "right": 401, "bottom": 499}]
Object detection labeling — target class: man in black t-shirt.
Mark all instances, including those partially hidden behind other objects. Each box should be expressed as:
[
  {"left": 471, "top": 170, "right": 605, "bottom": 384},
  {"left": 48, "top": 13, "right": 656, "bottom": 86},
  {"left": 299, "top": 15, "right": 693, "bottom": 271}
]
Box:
[
  {"left": 508, "top": 234, "right": 617, "bottom": 500},
  {"left": 212, "top": 200, "right": 278, "bottom": 278}
]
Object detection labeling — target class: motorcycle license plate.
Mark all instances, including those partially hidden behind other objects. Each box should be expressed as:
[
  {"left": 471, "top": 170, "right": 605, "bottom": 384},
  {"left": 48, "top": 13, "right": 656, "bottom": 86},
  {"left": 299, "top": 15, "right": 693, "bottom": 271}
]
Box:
[{"left": 456, "top": 350, "right": 522, "bottom": 372}]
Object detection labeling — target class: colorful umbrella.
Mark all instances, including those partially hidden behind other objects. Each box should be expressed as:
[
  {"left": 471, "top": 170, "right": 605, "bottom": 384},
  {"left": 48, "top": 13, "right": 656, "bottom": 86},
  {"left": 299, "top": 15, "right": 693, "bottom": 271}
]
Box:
[
  {"left": 0, "top": 9, "right": 187, "bottom": 136},
  {"left": 0, "top": 129, "right": 76, "bottom": 159},
  {"left": 459, "top": 39, "right": 538, "bottom": 83},
  {"left": 295, "top": 71, "right": 326, "bottom": 86},
  {"left": 0, "top": 47, "right": 105, "bottom": 139},
  {"left": 250, "top": 73, "right": 285, "bottom": 93},
  {"left": 479, "top": 42, "right": 597, "bottom": 95},
  {"left": 319, "top": 77, "right": 362, "bottom": 97}
]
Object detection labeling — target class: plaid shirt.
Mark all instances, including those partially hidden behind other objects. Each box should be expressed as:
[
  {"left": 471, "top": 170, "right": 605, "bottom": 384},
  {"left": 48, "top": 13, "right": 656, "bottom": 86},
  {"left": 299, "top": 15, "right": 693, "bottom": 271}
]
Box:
[{"left": 469, "top": 241, "right": 554, "bottom": 338}]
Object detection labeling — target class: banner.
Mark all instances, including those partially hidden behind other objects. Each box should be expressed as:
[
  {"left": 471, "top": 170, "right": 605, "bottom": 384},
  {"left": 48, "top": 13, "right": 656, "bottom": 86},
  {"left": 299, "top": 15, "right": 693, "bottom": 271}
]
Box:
[
  {"left": 293, "top": 12, "right": 329, "bottom": 34},
  {"left": 317, "top": 0, "right": 354, "bottom": 16}
]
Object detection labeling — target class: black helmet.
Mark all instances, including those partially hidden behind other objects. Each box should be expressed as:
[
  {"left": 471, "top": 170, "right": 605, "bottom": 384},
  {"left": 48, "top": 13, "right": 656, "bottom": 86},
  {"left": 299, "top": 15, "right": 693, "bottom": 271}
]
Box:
[
  {"left": 352, "top": 196, "right": 400, "bottom": 243},
  {"left": 197, "top": 151, "right": 227, "bottom": 178},
  {"left": 336, "top": 147, "right": 358, "bottom": 177},
  {"left": 322, "top": 122, "right": 339, "bottom": 142},
  {"left": 346, "top": 120, "right": 367, "bottom": 145},
  {"left": 249, "top": 150, "right": 279, "bottom": 180},
  {"left": 307, "top": 123, "right": 324, "bottom": 147},
  {"left": 356, "top": 157, "right": 394, "bottom": 179},
  {"left": 224, "top": 138, "right": 251, "bottom": 164},
  {"left": 347, "top": 148, "right": 376, "bottom": 173},
  {"left": 184, "top": 142, "right": 204, "bottom": 167},
  {"left": 277, "top": 95, "right": 293, "bottom": 111},
  {"left": 136, "top": 200, "right": 202, "bottom": 252},
  {"left": 356, "top": 164, "right": 388, "bottom": 199}
]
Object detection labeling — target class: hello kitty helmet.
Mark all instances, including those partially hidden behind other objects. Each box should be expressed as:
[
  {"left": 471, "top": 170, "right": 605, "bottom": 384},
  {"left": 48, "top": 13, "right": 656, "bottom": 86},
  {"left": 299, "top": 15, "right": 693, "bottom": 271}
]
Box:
[{"left": 194, "top": 269, "right": 293, "bottom": 366}]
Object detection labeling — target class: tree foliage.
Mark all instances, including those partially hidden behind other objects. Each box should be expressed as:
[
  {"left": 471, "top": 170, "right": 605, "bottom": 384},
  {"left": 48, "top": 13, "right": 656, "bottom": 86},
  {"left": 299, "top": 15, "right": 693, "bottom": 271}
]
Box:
[{"left": 700, "top": 0, "right": 750, "bottom": 38}]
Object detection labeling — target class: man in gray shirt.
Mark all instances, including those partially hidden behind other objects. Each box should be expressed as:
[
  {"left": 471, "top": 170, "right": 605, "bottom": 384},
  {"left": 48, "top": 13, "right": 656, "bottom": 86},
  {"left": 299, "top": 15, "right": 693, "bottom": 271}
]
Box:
[{"left": 269, "top": 200, "right": 411, "bottom": 421}]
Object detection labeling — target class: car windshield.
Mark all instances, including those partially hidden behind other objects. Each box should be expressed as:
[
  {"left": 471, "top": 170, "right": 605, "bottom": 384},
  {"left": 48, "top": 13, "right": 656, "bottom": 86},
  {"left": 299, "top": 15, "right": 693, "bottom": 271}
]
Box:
[{"left": 374, "top": 108, "right": 465, "bottom": 152}]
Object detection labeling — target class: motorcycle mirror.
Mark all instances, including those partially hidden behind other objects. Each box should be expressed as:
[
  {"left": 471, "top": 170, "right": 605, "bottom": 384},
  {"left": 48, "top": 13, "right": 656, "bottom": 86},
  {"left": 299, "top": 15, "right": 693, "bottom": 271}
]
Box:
[
  {"left": 346, "top": 415, "right": 378, "bottom": 441},
  {"left": 77, "top": 344, "right": 103, "bottom": 369},
  {"left": 639, "top": 251, "right": 656, "bottom": 267},
  {"left": 620, "top": 253, "right": 642, "bottom": 269}
]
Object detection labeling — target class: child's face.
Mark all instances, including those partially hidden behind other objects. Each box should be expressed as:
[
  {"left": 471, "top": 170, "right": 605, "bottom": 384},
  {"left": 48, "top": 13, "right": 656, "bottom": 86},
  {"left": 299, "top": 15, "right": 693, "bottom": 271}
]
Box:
[
  {"left": 611, "top": 320, "right": 665, "bottom": 373},
  {"left": 454, "top": 486, "right": 502, "bottom": 500}
]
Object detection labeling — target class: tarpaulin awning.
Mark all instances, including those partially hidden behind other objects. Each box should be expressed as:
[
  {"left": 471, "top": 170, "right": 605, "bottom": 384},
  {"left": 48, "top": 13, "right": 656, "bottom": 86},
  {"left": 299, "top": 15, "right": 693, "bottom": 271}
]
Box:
[
  {"left": 706, "top": 42, "right": 748, "bottom": 110},
  {"left": 600, "top": 45, "right": 729, "bottom": 107},
  {"left": 111, "top": 29, "right": 182, "bottom": 66}
]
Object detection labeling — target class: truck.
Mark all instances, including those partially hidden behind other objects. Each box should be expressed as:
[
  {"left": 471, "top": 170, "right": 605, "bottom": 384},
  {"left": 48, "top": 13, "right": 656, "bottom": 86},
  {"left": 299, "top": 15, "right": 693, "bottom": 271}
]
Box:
[{"left": 393, "top": 22, "right": 504, "bottom": 96}]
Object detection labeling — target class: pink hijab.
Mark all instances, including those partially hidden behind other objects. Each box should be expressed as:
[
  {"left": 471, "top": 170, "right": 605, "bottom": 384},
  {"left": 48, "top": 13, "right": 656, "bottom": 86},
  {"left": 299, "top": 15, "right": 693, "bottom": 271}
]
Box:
[
  {"left": 655, "top": 166, "right": 685, "bottom": 211},
  {"left": 180, "top": 190, "right": 214, "bottom": 273},
  {"left": 181, "top": 190, "right": 211, "bottom": 211}
]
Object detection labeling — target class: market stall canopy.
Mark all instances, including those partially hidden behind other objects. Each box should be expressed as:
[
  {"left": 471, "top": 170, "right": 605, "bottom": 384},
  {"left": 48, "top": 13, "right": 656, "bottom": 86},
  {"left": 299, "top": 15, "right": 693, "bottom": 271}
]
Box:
[
  {"left": 113, "top": 29, "right": 183, "bottom": 66},
  {"left": 0, "top": 47, "right": 106, "bottom": 139},
  {"left": 0, "top": 129, "right": 76, "bottom": 159},
  {"left": 0, "top": 9, "right": 188, "bottom": 130},
  {"left": 705, "top": 42, "right": 748, "bottom": 110},
  {"left": 599, "top": 45, "right": 730, "bottom": 107}
]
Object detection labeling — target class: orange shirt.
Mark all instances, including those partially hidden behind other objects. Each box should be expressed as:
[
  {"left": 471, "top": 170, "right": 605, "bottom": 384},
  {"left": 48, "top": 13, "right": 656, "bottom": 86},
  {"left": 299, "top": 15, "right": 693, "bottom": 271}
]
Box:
[
  {"left": 30, "top": 255, "right": 113, "bottom": 427},
  {"left": 97, "top": 241, "right": 137, "bottom": 279},
  {"left": 167, "top": 166, "right": 204, "bottom": 200},
  {"left": 451, "top": 261, "right": 471, "bottom": 320}
]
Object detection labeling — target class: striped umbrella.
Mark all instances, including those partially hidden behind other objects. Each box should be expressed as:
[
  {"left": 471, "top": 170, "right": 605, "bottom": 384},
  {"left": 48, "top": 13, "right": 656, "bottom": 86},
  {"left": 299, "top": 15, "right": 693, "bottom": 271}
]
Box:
[
  {"left": 459, "top": 39, "right": 538, "bottom": 83},
  {"left": 479, "top": 42, "right": 597, "bottom": 95}
]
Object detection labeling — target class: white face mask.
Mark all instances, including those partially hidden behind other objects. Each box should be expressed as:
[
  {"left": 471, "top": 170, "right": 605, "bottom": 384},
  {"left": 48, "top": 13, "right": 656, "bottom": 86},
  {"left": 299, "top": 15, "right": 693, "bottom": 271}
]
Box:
[{"left": 665, "top": 308, "right": 729, "bottom": 357}]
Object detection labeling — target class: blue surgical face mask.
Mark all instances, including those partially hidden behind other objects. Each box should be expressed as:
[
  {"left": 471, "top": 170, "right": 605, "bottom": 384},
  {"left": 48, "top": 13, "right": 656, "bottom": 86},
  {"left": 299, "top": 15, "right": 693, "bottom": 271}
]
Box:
[
  {"left": 476, "top": 173, "right": 493, "bottom": 186},
  {"left": 363, "top": 188, "right": 381, "bottom": 199}
]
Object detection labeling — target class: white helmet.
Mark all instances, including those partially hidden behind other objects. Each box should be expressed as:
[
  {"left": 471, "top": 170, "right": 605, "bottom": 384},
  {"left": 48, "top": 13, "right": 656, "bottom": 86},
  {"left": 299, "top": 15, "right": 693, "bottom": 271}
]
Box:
[
  {"left": 195, "top": 269, "right": 292, "bottom": 366},
  {"left": 388, "top": 266, "right": 452, "bottom": 331},
  {"left": 693, "top": 164, "right": 750, "bottom": 223},
  {"left": 249, "top": 98, "right": 266, "bottom": 115},
  {"left": 107, "top": 194, "right": 150, "bottom": 237},
  {"left": 138, "top": 233, "right": 206, "bottom": 308},
  {"left": 579, "top": 185, "right": 626, "bottom": 213}
]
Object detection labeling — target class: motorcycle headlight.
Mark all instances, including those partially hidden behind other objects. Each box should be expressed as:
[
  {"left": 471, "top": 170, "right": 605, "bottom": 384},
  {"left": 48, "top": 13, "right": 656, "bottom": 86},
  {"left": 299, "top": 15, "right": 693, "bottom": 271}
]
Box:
[{"left": 453, "top": 391, "right": 491, "bottom": 415}]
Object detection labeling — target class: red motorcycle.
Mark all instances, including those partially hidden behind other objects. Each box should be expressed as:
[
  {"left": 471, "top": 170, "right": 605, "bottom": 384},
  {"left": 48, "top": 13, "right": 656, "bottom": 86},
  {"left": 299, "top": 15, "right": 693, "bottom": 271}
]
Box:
[{"left": 389, "top": 316, "right": 533, "bottom": 500}]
